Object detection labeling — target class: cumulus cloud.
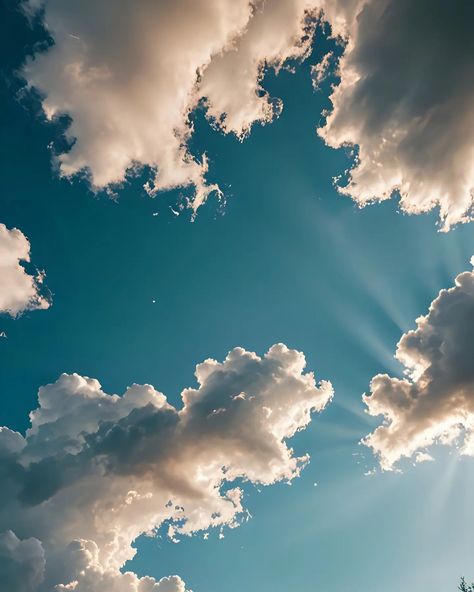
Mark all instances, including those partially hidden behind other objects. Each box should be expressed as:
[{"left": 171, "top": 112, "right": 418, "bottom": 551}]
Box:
[
  {"left": 0, "top": 224, "right": 50, "bottom": 317},
  {"left": 363, "top": 258, "right": 474, "bottom": 470},
  {"left": 23, "top": 0, "right": 320, "bottom": 211},
  {"left": 199, "top": 0, "right": 318, "bottom": 137},
  {"left": 0, "top": 531, "right": 45, "bottom": 592},
  {"left": 319, "top": 0, "right": 474, "bottom": 229},
  {"left": 0, "top": 344, "right": 332, "bottom": 591},
  {"left": 24, "top": 0, "right": 474, "bottom": 225}
]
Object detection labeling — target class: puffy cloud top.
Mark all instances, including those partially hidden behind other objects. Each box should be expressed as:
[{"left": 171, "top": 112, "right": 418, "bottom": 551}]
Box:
[
  {"left": 0, "top": 224, "right": 50, "bottom": 317},
  {"left": 0, "top": 344, "right": 332, "bottom": 591},
  {"left": 363, "top": 258, "right": 474, "bottom": 470},
  {"left": 24, "top": 0, "right": 317, "bottom": 211}
]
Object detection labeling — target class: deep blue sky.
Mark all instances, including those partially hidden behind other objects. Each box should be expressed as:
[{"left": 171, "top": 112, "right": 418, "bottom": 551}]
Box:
[{"left": 1, "top": 5, "right": 474, "bottom": 591}]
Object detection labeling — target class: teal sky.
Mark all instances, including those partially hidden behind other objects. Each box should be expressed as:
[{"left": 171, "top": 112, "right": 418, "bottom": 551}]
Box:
[{"left": 1, "top": 5, "right": 474, "bottom": 591}]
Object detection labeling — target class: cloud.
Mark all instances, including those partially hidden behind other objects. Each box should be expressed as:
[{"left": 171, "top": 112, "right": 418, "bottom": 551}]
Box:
[
  {"left": 199, "top": 0, "right": 317, "bottom": 137},
  {"left": 319, "top": 0, "right": 474, "bottom": 230},
  {"left": 24, "top": 0, "right": 474, "bottom": 226},
  {"left": 0, "top": 224, "right": 50, "bottom": 317},
  {"left": 0, "top": 344, "right": 333, "bottom": 590},
  {"left": 53, "top": 540, "right": 187, "bottom": 592},
  {"left": 363, "top": 258, "right": 474, "bottom": 470},
  {"left": 23, "top": 0, "right": 317, "bottom": 211},
  {"left": 310, "top": 51, "right": 335, "bottom": 91}
]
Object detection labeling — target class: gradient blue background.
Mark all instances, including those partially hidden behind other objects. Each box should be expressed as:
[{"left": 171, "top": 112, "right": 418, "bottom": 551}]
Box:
[{"left": 1, "top": 5, "right": 474, "bottom": 591}]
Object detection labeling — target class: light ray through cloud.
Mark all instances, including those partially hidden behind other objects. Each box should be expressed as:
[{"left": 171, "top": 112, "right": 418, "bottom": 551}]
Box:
[{"left": 2, "top": 1, "right": 474, "bottom": 591}]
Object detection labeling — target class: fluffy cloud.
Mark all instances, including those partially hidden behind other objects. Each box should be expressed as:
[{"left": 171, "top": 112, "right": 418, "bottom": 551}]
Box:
[
  {"left": 22, "top": 1, "right": 474, "bottom": 224},
  {"left": 0, "top": 531, "right": 45, "bottom": 592},
  {"left": 23, "top": 0, "right": 319, "bottom": 211},
  {"left": 319, "top": 0, "right": 474, "bottom": 229},
  {"left": 0, "top": 224, "right": 50, "bottom": 317},
  {"left": 0, "top": 344, "right": 332, "bottom": 591},
  {"left": 363, "top": 258, "right": 474, "bottom": 470}
]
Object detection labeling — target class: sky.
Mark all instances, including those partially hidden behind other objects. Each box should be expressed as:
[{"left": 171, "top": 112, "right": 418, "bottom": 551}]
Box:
[{"left": 1, "top": 2, "right": 474, "bottom": 591}]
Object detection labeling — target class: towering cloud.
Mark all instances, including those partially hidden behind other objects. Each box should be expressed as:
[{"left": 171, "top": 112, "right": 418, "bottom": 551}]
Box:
[
  {"left": 23, "top": 0, "right": 317, "bottom": 211},
  {"left": 0, "top": 344, "right": 333, "bottom": 591},
  {"left": 363, "top": 258, "right": 474, "bottom": 470},
  {"left": 23, "top": 0, "right": 474, "bottom": 226},
  {"left": 0, "top": 224, "right": 50, "bottom": 317}
]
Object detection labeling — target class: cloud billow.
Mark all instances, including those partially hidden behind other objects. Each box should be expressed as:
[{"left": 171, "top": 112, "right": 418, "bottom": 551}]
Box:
[
  {"left": 363, "top": 258, "right": 474, "bottom": 470},
  {"left": 320, "top": 0, "right": 474, "bottom": 230},
  {"left": 0, "top": 531, "right": 45, "bottom": 592},
  {"left": 23, "top": 0, "right": 474, "bottom": 226},
  {"left": 0, "top": 344, "right": 333, "bottom": 591}
]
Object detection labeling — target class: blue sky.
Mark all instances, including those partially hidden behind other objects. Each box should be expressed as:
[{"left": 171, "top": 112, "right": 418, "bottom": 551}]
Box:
[{"left": 1, "top": 3, "right": 474, "bottom": 591}]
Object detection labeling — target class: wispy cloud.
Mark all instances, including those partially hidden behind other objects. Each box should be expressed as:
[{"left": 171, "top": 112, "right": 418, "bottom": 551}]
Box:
[{"left": 320, "top": 0, "right": 474, "bottom": 230}]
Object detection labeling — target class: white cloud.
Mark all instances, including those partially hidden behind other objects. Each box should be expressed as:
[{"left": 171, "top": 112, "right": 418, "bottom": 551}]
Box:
[
  {"left": 24, "top": 0, "right": 317, "bottom": 211},
  {"left": 363, "top": 258, "right": 474, "bottom": 470},
  {"left": 319, "top": 0, "right": 474, "bottom": 230},
  {"left": 0, "top": 344, "right": 333, "bottom": 591},
  {"left": 0, "top": 224, "right": 50, "bottom": 317},
  {"left": 24, "top": 0, "right": 474, "bottom": 226}
]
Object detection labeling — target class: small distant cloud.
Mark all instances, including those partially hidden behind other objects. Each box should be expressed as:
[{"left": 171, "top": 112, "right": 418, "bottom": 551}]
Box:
[
  {"left": 311, "top": 52, "right": 336, "bottom": 91},
  {"left": 414, "top": 452, "right": 435, "bottom": 465},
  {"left": 0, "top": 223, "right": 50, "bottom": 317}
]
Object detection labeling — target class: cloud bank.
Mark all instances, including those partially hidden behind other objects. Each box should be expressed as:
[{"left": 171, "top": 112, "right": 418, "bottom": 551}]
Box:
[
  {"left": 23, "top": 0, "right": 474, "bottom": 226},
  {"left": 0, "top": 344, "right": 333, "bottom": 591},
  {"left": 363, "top": 258, "right": 474, "bottom": 470},
  {"left": 0, "top": 224, "right": 50, "bottom": 317}
]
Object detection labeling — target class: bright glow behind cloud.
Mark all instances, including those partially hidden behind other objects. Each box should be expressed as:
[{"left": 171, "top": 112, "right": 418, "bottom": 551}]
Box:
[{"left": 0, "top": 344, "right": 333, "bottom": 591}]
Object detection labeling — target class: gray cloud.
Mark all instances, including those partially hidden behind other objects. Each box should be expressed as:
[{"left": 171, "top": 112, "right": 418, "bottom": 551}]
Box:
[
  {"left": 363, "top": 258, "right": 474, "bottom": 470},
  {"left": 0, "top": 531, "right": 45, "bottom": 592},
  {"left": 22, "top": 1, "right": 474, "bottom": 225},
  {"left": 0, "top": 344, "right": 333, "bottom": 590},
  {"left": 319, "top": 0, "right": 474, "bottom": 229}
]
